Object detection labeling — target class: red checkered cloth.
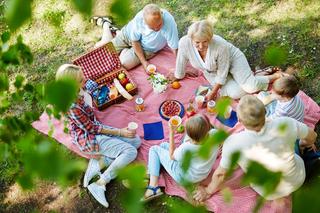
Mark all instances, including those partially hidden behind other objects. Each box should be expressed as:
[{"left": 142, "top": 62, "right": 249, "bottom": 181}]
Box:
[{"left": 73, "top": 42, "right": 121, "bottom": 81}]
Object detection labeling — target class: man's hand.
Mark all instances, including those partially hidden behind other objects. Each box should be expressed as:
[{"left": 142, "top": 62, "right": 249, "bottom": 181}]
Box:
[
  {"left": 193, "top": 185, "right": 211, "bottom": 202},
  {"left": 141, "top": 61, "right": 149, "bottom": 73},
  {"left": 299, "top": 140, "right": 318, "bottom": 154}
]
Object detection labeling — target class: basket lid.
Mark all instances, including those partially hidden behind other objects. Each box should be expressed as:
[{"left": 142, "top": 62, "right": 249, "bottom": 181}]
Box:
[{"left": 73, "top": 42, "right": 121, "bottom": 81}]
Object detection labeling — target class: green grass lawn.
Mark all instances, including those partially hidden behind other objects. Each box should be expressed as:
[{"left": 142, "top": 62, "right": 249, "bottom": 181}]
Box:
[{"left": 1, "top": 0, "right": 319, "bottom": 212}]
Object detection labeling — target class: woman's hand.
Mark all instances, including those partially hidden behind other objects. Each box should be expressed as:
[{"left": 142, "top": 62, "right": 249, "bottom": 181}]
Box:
[
  {"left": 166, "top": 69, "right": 177, "bottom": 83},
  {"left": 119, "top": 128, "right": 136, "bottom": 138}
]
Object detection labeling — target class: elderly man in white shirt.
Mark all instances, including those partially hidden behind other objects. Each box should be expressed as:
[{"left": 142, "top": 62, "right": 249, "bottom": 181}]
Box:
[
  {"left": 95, "top": 4, "right": 179, "bottom": 72},
  {"left": 193, "top": 95, "right": 317, "bottom": 202}
]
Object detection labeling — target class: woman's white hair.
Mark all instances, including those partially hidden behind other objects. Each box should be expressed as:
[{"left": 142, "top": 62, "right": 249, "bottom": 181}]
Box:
[
  {"left": 56, "top": 64, "right": 83, "bottom": 82},
  {"left": 188, "top": 20, "right": 214, "bottom": 41},
  {"left": 237, "top": 95, "right": 266, "bottom": 128}
]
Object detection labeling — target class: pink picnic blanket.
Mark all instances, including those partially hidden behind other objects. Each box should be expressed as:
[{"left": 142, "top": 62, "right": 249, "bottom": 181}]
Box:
[{"left": 32, "top": 47, "right": 320, "bottom": 213}]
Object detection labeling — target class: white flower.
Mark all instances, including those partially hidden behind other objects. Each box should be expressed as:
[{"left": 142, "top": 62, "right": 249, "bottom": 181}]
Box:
[{"left": 148, "top": 73, "right": 168, "bottom": 93}]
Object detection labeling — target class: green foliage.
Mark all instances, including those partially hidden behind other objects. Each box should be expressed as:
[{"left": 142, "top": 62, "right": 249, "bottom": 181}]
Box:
[
  {"left": 293, "top": 178, "right": 320, "bottom": 213},
  {"left": 1, "top": 31, "right": 10, "bottom": 43},
  {"left": 70, "top": 0, "right": 92, "bottom": 16},
  {"left": 14, "top": 75, "right": 25, "bottom": 89},
  {"left": 117, "top": 164, "right": 146, "bottom": 213},
  {"left": 167, "top": 197, "right": 207, "bottom": 213},
  {"left": 225, "top": 151, "right": 241, "bottom": 178},
  {"left": 0, "top": 73, "right": 9, "bottom": 92},
  {"left": 45, "top": 78, "right": 78, "bottom": 113},
  {"left": 221, "top": 187, "right": 233, "bottom": 204},
  {"left": 1, "top": 35, "right": 33, "bottom": 65},
  {"left": 181, "top": 150, "right": 192, "bottom": 173},
  {"left": 0, "top": 143, "right": 9, "bottom": 160},
  {"left": 215, "top": 97, "right": 232, "bottom": 118},
  {"left": 264, "top": 45, "right": 288, "bottom": 66},
  {"left": 278, "top": 122, "right": 288, "bottom": 135},
  {"left": 253, "top": 196, "right": 265, "bottom": 213},
  {"left": 16, "top": 133, "right": 86, "bottom": 188},
  {"left": 4, "top": 0, "right": 33, "bottom": 31},
  {"left": 242, "top": 161, "right": 282, "bottom": 197},
  {"left": 110, "top": 0, "right": 133, "bottom": 26},
  {"left": 43, "top": 10, "right": 66, "bottom": 28},
  {"left": 198, "top": 129, "right": 229, "bottom": 159}
]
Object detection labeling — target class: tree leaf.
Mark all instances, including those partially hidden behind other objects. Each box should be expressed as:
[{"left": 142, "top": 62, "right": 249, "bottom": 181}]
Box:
[
  {"left": 221, "top": 187, "right": 233, "bottom": 203},
  {"left": 109, "top": 0, "right": 132, "bottom": 26},
  {"left": 0, "top": 73, "right": 9, "bottom": 91},
  {"left": 225, "top": 151, "right": 241, "bottom": 178},
  {"left": 71, "top": 0, "right": 92, "bottom": 16},
  {"left": 293, "top": 177, "right": 320, "bottom": 213},
  {"left": 167, "top": 196, "right": 207, "bottom": 213},
  {"left": 1, "top": 31, "right": 11, "bottom": 43},
  {"left": 242, "top": 160, "right": 282, "bottom": 197},
  {"left": 14, "top": 75, "right": 24, "bottom": 89},
  {"left": 264, "top": 45, "right": 288, "bottom": 66},
  {"left": 45, "top": 78, "right": 78, "bottom": 113},
  {"left": 4, "top": 0, "right": 33, "bottom": 31},
  {"left": 215, "top": 97, "right": 232, "bottom": 118},
  {"left": 198, "top": 129, "right": 229, "bottom": 159},
  {"left": 0, "top": 143, "right": 10, "bottom": 160},
  {"left": 117, "top": 164, "right": 146, "bottom": 213},
  {"left": 181, "top": 150, "right": 193, "bottom": 173},
  {"left": 17, "top": 173, "right": 34, "bottom": 190}
]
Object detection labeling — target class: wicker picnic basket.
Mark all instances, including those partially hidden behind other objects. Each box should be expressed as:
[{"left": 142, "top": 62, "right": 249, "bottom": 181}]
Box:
[{"left": 73, "top": 42, "right": 138, "bottom": 110}]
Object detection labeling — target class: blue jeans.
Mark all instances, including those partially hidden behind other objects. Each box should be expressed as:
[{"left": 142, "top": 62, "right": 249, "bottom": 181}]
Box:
[
  {"left": 148, "top": 142, "right": 184, "bottom": 184},
  {"left": 96, "top": 133, "right": 141, "bottom": 182}
]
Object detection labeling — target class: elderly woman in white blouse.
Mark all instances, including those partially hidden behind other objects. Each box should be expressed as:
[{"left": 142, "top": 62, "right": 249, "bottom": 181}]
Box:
[{"left": 172, "top": 20, "right": 282, "bottom": 100}]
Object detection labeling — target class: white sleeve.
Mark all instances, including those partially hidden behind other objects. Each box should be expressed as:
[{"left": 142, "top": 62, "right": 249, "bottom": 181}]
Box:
[
  {"left": 219, "top": 137, "right": 235, "bottom": 169},
  {"left": 214, "top": 45, "right": 230, "bottom": 85},
  {"left": 295, "top": 119, "right": 309, "bottom": 139},
  {"left": 174, "top": 37, "right": 189, "bottom": 79},
  {"left": 173, "top": 144, "right": 186, "bottom": 162}
]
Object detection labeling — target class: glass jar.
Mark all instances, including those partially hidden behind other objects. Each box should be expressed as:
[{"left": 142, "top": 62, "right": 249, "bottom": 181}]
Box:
[
  {"left": 135, "top": 97, "right": 145, "bottom": 112},
  {"left": 186, "top": 100, "right": 196, "bottom": 117},
  {"left": 207, "top": 100, "right": 216, "bottom": 114}
]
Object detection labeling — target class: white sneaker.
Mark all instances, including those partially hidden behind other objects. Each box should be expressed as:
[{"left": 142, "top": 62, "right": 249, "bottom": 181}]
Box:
[
  {"left": 83, "top": 159, "right": 101, "bottom": 187},
  {"left": 88, "top": 182, "right": 109, "bottom": 208}
]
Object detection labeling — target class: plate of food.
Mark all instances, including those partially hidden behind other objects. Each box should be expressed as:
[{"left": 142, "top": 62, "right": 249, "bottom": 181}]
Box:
[{"left": 159, "top": 100, "right": 185, "bottom": 120}]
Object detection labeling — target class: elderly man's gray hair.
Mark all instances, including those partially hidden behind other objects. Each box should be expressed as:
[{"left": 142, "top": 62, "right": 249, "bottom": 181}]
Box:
[{"left": 143, "top": 4, "right": 161, "bottom": 17}]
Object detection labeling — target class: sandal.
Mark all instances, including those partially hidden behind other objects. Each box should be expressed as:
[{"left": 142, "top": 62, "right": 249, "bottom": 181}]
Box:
[
  {"left": 90, "top": 16, "right": 113, "bottom": 27},
  {"left": 141, "top": 186, "right": 163, "bottom": 202}
]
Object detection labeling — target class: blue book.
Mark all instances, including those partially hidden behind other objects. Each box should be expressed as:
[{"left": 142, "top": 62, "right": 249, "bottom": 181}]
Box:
[{"left": 143, "top": 121, "right": 164, "bottom": 140}]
